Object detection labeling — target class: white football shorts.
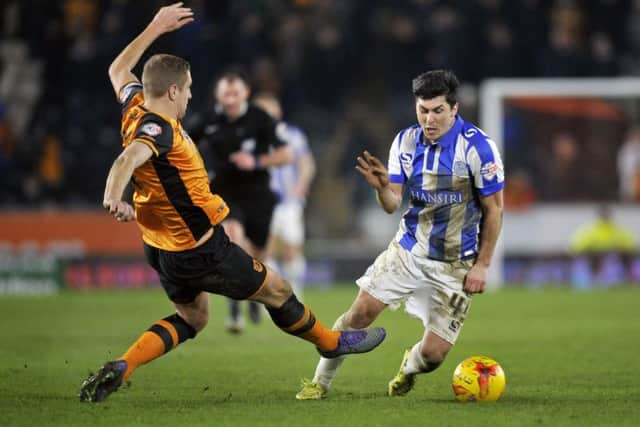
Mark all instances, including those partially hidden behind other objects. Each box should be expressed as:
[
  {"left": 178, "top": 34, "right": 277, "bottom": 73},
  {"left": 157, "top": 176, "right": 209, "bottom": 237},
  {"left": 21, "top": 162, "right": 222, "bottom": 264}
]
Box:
[
  {"left": 356, "top": 240, "right": 474, "bottom": 344},
  {"left": 270, "top": 201, "right": 305, "bottom": 245}
]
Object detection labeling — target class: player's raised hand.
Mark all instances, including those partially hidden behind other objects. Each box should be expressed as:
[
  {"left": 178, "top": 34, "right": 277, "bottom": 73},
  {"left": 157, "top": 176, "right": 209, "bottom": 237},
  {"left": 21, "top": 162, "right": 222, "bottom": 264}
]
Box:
[
  {"left": 103, "top": 199, "right": 136, "bottom": 222},
  {"left": 356, "top": 151, "right": 389, "bottom": 190},
  {"left": 149, "top": 2, "right": 194, "bottom": 34}
]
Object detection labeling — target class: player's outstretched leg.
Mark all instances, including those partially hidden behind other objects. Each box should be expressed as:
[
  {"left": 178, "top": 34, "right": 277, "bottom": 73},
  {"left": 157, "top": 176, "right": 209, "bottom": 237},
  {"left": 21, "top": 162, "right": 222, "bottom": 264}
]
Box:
[
  {"left": 265, "top": 293, "right": 386, "bottom": 358},
  {"left": 252, "top": 271, "right": 386, "bottom": 357},
  {"left": 79, "top": 313, "right": 197, "bottom": 402}
]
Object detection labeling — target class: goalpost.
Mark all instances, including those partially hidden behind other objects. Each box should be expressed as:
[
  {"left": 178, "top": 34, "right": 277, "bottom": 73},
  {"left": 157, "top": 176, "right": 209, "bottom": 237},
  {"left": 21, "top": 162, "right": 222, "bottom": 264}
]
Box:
[{"left": 479, "top": 78, "right": 640, "bottom": 289}]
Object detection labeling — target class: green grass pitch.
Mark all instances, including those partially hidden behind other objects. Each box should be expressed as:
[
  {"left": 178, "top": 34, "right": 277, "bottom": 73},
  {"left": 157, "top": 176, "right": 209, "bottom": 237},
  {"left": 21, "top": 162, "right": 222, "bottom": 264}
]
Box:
[{"left": 1, "top": 286, "right": 639, "bottom": 426}]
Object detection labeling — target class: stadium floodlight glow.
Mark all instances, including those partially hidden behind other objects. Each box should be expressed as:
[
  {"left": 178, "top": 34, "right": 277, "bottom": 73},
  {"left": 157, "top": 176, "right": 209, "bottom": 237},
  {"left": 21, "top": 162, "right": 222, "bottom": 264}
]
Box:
[{"left": 479, "top": 78, "right": 640, "bottom": 289}]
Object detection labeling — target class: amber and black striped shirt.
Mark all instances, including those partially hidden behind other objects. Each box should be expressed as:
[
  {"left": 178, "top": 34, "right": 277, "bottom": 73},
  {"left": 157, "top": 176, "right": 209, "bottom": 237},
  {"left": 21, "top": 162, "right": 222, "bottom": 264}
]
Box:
[{"left": 118, "top": 81, "right": 229, "bottom": 251}]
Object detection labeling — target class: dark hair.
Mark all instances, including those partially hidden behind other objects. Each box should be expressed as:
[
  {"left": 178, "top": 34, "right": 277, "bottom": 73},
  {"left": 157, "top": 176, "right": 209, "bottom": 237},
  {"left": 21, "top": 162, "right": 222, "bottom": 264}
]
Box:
[
  {"left": 412, "top": 70, "right": 460, "bottom": 106},
  {"left": 142, "top": 54, "right": 191, "bottom": 98},
  {"left": 215, "top": 66, "right": 250, "bottom": 88}
]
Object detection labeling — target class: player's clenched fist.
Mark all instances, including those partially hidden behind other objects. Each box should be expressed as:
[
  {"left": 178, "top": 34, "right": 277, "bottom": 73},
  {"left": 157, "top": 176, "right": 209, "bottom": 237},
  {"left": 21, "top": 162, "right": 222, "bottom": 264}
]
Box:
[{"left": 103, "top": 199, "right": 135, "bottom": 222}]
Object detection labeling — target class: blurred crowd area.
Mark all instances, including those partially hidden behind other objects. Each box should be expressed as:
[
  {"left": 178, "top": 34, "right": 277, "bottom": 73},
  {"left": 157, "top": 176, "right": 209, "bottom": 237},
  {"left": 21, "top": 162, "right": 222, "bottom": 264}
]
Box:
[{"left": 2, "top": 0, "right": 640, "bottom": 238}]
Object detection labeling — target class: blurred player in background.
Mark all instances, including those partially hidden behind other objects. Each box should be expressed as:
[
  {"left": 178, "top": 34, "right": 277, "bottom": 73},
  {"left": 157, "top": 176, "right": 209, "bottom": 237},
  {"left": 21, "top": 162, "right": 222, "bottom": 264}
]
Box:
[
  {"left": 253, "top": 93, "right": 316, "bottom": 299},
  {"left": 296, "top": 70, "right": 504, "bottom": 400},
  {"left": 190, "top": 70, "right": 291, "bottom": 334},
  {"left": 78, "top": 3, "right": 386, "bottom": 403}
]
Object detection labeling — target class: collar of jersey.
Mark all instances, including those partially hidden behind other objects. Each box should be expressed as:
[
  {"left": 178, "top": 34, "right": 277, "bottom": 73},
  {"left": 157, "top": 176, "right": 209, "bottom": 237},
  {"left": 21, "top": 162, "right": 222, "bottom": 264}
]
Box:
[
  {"left": 423, "top": 115, "right": 463, "bottom": 148},
  {"left": 139, "top": 104, "right": 177, "bottom": 125}
]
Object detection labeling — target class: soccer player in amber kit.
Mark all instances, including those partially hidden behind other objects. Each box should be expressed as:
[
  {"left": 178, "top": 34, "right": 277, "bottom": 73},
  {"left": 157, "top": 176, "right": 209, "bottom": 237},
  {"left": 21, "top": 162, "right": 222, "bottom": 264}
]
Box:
[{"left": 78, "top": 3, "right": 385, "bottom": 403}]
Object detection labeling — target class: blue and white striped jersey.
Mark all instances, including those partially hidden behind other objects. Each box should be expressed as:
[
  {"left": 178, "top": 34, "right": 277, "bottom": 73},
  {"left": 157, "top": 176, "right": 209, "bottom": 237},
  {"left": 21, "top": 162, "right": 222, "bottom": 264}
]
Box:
[
  {"left": 388, "top": 115, "right": 504, "bottom": 261},
  {"left": 270, "top": 123, "right": 310, "bottom": 204}
]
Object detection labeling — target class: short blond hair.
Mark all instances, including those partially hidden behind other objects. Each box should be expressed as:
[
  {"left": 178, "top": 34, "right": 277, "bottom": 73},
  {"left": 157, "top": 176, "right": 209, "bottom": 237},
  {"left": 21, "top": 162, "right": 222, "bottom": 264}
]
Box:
[{"left": 142, "top": 54, "right": 190, "bottom": 98}]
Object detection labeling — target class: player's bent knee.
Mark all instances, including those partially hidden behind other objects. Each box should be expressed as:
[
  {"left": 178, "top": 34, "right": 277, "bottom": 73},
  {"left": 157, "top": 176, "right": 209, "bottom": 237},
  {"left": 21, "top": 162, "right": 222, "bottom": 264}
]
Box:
[
  {"left": 251, "top": 270, "right": 292, "bottom": 307},
  {"left": 182, "top": 312, "right": 208, "bottom": 332},
  {"left": 176, "top": 306, "right": 209, "bottom": 332}
]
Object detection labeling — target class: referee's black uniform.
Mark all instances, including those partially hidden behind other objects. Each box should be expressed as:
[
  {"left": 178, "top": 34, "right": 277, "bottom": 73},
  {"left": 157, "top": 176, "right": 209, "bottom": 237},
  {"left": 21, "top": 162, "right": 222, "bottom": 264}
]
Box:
[{"left": 190, "top": 103, "right": 284, "bottom": 250}]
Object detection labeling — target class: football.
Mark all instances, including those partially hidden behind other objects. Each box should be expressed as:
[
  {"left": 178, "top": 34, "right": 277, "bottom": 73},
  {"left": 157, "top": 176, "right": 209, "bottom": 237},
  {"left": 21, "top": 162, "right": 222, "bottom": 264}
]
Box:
[{"left": 452, "top": 355, "right": 506, "bottom": 402}]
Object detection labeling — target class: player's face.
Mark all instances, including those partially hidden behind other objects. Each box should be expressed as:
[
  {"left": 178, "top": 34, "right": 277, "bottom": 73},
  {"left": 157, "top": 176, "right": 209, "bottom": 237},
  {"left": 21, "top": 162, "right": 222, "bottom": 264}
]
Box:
[
  {"left": 415, "top": 95, "right": 458, "bottom": 142},
  {"left": 176, "top": 72, "right": 192, "bottom": 119},
  {"left": 216, "top": 79, "right": 249, "bottom": 117}
]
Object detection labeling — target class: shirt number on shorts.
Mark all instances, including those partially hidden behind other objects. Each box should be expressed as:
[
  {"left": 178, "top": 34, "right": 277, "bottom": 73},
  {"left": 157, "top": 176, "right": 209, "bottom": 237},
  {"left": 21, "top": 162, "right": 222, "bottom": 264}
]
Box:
[{"left": 448, "top": 292, "right": 470, "bottom": 332}]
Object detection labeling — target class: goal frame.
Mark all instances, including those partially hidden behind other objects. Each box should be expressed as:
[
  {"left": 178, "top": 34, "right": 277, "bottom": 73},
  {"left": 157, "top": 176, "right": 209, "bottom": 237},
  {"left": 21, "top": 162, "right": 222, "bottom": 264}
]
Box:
[{"left": 478, "top": 78, "right": 640, "bottom": 289}]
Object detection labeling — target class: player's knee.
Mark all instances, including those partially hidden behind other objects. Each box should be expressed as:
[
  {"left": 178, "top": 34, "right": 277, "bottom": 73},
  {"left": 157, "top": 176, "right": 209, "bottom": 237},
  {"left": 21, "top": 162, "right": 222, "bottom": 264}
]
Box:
[
  {"left": 182, "top": 309, "right": 209, "bottom": 332},
  {"left": 258, "top": 271, "right": 293, "bottom": 306},
  {"left": 273, "top": 275, "right": 293, "bottom": 300}
]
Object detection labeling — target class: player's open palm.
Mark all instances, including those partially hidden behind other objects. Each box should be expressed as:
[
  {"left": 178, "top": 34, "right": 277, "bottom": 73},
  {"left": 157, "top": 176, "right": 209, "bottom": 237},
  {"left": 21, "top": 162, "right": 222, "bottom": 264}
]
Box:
[
  {"left": 150, "top": 2, "right": 194, "bottom": 34},
  {"left": 356, "top": 151, "right": 389, "bottom": 190}
]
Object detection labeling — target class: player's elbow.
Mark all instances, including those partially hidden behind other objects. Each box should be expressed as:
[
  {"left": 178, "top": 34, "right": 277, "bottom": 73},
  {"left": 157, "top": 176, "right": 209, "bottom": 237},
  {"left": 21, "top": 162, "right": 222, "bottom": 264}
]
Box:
[{"left": 108, "top": 62, "right": 119, "bottom": 82}]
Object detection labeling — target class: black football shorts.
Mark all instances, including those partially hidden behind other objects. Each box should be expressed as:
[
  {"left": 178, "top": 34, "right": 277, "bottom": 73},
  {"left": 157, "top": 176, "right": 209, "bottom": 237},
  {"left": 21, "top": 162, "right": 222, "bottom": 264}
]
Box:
[{"left": 144, "top": 225, "right": 268, "bottom": 304}]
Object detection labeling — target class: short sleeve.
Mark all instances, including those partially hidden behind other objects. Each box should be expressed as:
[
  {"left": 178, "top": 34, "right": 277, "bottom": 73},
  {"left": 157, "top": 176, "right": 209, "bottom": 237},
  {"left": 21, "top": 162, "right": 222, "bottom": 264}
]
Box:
[
  {"left": 133, "top": 114, "right": 174, "bottom": 157},
  {"left": 466, "top": 137, "right": 505, "bottom": 196},
  {"left": 388, "top": 131, "right": 406, "bottom": 184},
  {"left": 118, "top": 82, "right": 143, "bottom": 109}
]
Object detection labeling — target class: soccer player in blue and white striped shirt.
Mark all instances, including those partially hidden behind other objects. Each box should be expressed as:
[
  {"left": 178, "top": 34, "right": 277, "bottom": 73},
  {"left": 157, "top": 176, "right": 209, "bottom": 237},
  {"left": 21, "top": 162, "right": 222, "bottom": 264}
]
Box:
[{"left": 296, "top": 70, "right": 504, "bottom": 400}]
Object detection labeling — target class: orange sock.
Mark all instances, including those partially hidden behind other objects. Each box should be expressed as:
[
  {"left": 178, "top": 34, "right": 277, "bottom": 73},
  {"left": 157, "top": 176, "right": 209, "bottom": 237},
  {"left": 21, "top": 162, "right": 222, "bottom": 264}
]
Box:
[
  {"left": 267, "top": 295, "right": 340, "bottom": 351},
  {"left": 300, "top": 319, "right": 340, "bottom": 351},
  {"left": 119, "top": 314, "right": 197, "bottom": 380},
  {"left": 120, "top": 331, "right": 166, "bottom": 380}
]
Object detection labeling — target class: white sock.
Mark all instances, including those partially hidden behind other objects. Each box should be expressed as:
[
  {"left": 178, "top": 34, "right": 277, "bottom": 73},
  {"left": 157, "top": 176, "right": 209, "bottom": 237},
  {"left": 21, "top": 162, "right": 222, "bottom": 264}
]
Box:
[
  {"left": 312, "top": 313, "right": 351, "bottom": 389},
  {"left": 403, "top": 342, "right": 427, "bottom": 375}
]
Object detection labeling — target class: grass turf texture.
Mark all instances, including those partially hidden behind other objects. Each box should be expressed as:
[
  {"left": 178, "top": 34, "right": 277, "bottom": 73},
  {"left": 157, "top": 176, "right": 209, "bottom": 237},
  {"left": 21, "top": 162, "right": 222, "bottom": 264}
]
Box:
[{"left": 1, "top": 286, "right": 639, "bottom": 426}]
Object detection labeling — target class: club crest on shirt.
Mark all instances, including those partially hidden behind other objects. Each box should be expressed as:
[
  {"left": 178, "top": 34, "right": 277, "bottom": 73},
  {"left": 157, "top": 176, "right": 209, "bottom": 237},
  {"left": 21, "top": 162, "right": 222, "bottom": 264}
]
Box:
[
  {"left": 140, "top": 123, "right": 162, "bottom": 137},
  {"left": 453, "top": 160, "right": 468, "bottom": 176}
]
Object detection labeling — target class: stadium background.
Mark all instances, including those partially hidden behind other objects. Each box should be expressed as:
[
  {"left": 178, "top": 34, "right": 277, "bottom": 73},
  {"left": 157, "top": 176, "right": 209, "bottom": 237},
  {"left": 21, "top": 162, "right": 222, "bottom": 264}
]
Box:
[
  {"left": 2, "top": 0, "right": 640, "bottom": 291},
  {"left": 1, "top": 1, "right": 640, "bottom": 426}
]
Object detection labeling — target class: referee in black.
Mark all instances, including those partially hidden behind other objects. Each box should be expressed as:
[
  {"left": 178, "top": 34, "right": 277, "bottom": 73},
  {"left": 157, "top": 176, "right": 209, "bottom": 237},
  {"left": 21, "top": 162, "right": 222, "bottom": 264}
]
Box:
[{"left": 190, "top": 69, "right": 293, "bottom": 333}]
